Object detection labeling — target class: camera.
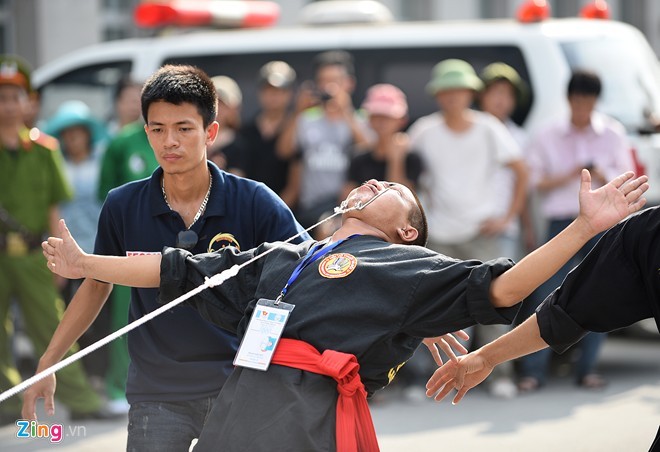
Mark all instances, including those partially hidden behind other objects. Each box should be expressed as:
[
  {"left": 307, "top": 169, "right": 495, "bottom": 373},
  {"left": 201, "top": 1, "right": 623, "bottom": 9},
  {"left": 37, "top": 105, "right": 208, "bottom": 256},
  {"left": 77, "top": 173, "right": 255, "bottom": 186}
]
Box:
[{"left": 317, "top": 90, "right": 333, "bottom": 103}]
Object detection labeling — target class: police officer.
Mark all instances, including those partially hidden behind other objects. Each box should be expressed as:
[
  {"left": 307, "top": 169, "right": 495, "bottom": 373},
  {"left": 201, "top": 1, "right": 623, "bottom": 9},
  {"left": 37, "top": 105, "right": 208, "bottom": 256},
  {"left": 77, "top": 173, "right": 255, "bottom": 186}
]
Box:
[{"left": 0, "top": 55, "right": 118, "bottom": 423}]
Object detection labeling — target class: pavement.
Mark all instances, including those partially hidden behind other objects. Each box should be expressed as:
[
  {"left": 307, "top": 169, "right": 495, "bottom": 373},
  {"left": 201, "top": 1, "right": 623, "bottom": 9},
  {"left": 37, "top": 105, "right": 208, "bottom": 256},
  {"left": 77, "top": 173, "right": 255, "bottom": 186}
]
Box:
[{"left": 1, "top": 335, "right": 659, "bottom": 451}]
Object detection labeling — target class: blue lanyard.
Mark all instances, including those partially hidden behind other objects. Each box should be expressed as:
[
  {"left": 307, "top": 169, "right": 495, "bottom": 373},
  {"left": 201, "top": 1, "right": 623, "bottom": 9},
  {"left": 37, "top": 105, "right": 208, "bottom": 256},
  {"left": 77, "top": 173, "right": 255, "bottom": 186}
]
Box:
[{"left": 277, "top": 235, "right": 357, "bottom": 303}]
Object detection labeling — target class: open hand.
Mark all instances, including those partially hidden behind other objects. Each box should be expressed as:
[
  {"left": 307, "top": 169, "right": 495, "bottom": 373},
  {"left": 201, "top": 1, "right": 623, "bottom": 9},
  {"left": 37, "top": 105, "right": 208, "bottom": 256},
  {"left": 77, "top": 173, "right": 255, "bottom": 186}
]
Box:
[
  {"left": 21, "top": 373, "right": 56, "bottom": 420},
  {"left": 42, "top": 219, "right": 86, "bottom": 279},
  {"left": 425, "top": 349, "right": 493, "bottom": 405},
  {"left": 578, "top": 170, "right": 648, "bottom": 236},
  {"left": 422, "top": 329, "right": 470, "bottom": 366}
]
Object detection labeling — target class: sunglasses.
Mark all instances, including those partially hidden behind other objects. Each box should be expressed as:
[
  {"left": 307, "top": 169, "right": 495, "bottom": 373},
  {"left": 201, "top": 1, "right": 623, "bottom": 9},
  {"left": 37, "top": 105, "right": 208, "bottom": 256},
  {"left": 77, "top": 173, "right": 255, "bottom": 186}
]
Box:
[{"left": 176, "top": 230, "right": 199, "bottom": 251}]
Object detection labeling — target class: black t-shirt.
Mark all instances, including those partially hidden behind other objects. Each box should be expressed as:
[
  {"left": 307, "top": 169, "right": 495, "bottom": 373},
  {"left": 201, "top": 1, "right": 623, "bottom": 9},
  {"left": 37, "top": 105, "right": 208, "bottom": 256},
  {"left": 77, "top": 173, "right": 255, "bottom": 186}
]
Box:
[
  {"left": 347, "top": 148, "right": 423, "bottom": 188},
  {"left": 537, "top": 206, "right": 660, "bottom": 353},
  {"left": 208, "top": 133, "right": 250, "bottom": 175},
  {"left": 238, "top": 118, "right": 291, "bottom": 195}
]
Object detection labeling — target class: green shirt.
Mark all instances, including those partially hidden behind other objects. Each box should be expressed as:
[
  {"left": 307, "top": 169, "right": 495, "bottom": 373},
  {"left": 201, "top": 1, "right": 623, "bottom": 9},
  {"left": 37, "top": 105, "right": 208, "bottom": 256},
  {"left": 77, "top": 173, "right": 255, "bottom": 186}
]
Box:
[
  {"left": 0, "top": 127, "right": 72, "bottom": 234},
  {"left": 98, "top": 121, "right": 158, "bottom": 201}
]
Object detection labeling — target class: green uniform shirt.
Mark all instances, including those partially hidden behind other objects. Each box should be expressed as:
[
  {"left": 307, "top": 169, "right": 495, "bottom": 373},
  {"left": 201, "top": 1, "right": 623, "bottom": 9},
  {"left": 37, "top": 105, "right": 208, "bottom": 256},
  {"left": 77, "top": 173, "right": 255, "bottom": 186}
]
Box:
[
  {"left": 0, "top": 127, "right": 72, "bottom": 234},
  {"left": 98, "top": 122, "right": 158, "bottom": 200}
]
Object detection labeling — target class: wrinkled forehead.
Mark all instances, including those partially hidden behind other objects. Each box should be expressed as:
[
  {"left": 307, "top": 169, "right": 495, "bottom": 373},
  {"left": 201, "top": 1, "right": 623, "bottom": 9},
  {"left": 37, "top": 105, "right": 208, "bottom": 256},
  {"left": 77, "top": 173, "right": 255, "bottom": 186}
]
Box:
[{"left": 379, "top": 181, "right": 416, "bottom": 206}]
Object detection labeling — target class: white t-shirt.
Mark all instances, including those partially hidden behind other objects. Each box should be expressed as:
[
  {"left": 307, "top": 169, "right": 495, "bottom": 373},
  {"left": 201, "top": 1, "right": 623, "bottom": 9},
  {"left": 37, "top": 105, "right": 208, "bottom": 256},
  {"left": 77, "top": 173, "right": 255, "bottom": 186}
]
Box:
[{"left": 409, "top": 110, "right": 521, "bottom": 243}]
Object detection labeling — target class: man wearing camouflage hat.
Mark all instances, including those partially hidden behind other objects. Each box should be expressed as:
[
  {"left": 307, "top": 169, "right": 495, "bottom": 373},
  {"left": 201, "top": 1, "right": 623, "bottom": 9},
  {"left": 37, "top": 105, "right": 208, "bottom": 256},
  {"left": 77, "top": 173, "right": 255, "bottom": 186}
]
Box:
[
  {"left": 409, "top": 58, "right": 529, "bottom": 399},
  {"left": 0, "top": 55, "right": 119, "bottom": 423}
]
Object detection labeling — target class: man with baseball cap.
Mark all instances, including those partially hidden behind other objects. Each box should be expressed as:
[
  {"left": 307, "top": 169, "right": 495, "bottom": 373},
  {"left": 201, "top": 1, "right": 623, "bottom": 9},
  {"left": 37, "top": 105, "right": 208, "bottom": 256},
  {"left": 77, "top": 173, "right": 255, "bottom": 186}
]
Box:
[
  {"left": 238, "top": 61, "right": 298, "bottom": 205},
  {"left": 409, "top": 58, "right": 528, "bottom": 399},
  {"left": 0, "top": 55, "right": 118, "bottom": 423},
  {"left": 257, "top": 60, "right": 296, "bottom": 90}
]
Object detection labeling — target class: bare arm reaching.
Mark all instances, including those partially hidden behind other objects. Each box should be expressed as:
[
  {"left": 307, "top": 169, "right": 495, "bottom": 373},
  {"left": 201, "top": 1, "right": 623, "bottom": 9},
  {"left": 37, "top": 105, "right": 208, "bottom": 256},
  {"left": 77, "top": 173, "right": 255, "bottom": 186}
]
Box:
[
  {"left": 488, "top": 170, "right": 647, "bottom": 307},
  {"left": 43, "top": 219, "right": 162, "bottom": 287},
  {"left": 425, "top": 314, "right": 546, "bottom": 404}
]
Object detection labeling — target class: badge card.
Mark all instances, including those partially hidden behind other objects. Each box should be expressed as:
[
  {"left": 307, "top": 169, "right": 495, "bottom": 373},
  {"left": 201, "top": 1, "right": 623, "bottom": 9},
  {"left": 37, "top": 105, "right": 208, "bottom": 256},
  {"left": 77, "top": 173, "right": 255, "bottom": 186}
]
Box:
[{"left": 233, "top": 298, "right": 294, "bottom": 371}]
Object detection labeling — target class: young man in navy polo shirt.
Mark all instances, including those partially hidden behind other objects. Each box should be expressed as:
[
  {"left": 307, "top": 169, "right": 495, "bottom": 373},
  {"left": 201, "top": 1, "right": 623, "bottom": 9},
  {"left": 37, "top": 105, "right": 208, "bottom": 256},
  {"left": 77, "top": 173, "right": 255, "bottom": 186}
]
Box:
[{"left": 22, "top": 65, "right": 309, "bottom": 451}]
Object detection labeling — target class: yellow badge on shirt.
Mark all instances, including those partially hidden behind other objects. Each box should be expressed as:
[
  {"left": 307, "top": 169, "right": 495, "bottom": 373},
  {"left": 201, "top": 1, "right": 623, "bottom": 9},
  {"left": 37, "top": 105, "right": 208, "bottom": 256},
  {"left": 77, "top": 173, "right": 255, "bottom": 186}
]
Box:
[
  {"left": 318, "top": 253, "right": 357, "bottom": 279},
  {"left": 208, "top": 232, "right": 240, "bottom": 253}
]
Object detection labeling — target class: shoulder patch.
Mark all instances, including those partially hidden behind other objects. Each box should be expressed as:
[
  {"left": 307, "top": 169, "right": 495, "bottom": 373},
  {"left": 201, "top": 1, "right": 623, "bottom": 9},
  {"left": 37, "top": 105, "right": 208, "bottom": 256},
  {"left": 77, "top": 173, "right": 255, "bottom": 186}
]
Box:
[
  {"left": 29, "top": 127, "right": 59, "bottom": 151},
  {"left": 318, "top": 253, "right": 357, "bottom": 279}
]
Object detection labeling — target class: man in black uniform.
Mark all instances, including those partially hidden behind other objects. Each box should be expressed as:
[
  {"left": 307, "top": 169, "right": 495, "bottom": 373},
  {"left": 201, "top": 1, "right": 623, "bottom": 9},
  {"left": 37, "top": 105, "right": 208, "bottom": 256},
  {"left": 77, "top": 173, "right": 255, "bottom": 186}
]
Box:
[
  {"left": 42, "top": 170, "right": 648, "bottom": 451},
  {"left": 426, "top": 204, "right": 659, "bottom": 450}
]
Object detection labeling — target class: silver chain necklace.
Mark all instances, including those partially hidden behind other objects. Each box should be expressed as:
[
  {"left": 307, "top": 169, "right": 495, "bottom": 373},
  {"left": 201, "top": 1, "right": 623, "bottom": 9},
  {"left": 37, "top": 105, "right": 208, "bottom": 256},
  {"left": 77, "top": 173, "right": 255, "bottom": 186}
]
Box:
[{"left": 162, "top": 173, "right": 212, "bottom": 229}]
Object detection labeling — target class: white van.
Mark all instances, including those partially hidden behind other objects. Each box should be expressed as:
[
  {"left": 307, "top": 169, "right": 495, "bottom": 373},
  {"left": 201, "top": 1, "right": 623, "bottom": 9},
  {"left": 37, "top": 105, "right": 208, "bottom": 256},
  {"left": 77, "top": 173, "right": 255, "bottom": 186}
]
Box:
[{"left": 32, "top": 9, "right": 660, "bottom": 203}]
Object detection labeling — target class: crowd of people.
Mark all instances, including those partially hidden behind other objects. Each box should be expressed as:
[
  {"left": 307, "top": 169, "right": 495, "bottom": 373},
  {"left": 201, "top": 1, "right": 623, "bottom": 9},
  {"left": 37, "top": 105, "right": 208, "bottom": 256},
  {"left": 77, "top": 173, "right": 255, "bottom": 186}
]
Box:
[{"left": 0, "top": 47, "right": 644, "bottom": 449}]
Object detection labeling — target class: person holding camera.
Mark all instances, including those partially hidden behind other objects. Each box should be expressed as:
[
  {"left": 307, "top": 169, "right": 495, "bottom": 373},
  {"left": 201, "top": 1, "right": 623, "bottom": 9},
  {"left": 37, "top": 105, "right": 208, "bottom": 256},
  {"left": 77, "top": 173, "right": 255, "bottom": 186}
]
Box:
[
  {"left": 517, "top": 69, "right": 635, "bottom": 392},
  {"left": 277, "top": 50, "right": 372, "bottom": 228}
]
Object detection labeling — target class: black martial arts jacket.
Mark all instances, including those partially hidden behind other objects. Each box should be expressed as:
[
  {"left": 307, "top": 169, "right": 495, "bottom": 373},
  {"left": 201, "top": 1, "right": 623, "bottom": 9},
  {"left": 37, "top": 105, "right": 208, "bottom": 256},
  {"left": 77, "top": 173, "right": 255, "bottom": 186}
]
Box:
[{"left": 160, "top": 234, "right": 521, "bottom": 451}]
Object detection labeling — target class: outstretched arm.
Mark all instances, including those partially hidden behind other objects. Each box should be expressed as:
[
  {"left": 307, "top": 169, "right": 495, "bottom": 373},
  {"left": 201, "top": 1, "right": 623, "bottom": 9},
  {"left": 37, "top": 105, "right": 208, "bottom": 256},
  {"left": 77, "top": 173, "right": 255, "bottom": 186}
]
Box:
[
  {"left": 426, "top": 314, "right": 547, "bottom": 404},
  {"left": 43, "top": 219, "right": 161, "bottom": 287},
  {"left": 488, "top": 170, "right": 647, "bottom": 307}
]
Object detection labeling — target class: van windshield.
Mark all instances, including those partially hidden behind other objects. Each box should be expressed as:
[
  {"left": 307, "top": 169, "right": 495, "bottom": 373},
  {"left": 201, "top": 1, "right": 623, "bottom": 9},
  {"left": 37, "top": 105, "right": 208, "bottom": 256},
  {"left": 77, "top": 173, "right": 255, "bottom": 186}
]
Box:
[
  {"left": 37, "top": 61, "right": 132, "bottom": 125},
  {"left": 561, "top": 35, "right": 660, "bottom": 132}
]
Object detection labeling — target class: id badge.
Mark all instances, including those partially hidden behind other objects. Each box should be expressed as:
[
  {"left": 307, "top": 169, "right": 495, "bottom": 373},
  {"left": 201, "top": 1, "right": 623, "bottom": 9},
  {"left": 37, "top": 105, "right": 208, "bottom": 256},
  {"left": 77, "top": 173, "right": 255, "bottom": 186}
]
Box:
[{"left": 233, "top": 298, "right": 294, "bottom": 371}]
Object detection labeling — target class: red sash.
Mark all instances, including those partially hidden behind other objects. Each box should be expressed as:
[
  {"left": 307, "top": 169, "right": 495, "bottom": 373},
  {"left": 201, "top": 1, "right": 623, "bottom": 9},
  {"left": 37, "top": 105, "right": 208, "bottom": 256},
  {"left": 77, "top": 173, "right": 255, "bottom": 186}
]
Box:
[{"left": 271, "top": 338, "right": 380, "bottom": 452}]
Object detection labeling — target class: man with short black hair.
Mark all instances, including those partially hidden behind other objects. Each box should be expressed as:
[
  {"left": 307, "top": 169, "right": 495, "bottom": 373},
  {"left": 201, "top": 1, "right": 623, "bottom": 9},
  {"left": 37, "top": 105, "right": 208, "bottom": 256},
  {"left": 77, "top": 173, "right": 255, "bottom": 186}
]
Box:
[
  {"left": 518, "top": 69, "right": 635, "bottom": 392},
  {"left": 23, "top": 64, "right": 309, "bottom": 451}
]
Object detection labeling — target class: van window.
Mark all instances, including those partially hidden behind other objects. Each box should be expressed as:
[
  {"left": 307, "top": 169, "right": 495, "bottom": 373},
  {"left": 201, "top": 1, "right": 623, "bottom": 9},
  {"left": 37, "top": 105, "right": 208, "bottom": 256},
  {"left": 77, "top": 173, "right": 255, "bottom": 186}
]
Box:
[
  {"left": 561, "top": 35, "right": 660, "bottom": 132},
  {"left": 38, "top": 61, "right": 132, "bottom": 125},
  {"left": 164, "top": 45, "right": 531, "bottom": 125}
]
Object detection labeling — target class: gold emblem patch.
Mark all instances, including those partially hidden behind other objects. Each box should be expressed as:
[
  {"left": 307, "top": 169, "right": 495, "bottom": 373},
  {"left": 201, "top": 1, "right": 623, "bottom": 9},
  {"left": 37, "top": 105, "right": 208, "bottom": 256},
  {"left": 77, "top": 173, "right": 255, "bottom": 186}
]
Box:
[
  {"left": 208, "top": 232, "right": 240, "bottom": 253},
  {"left": 318, "top": 253, "right": 357, "bottom": 279}
]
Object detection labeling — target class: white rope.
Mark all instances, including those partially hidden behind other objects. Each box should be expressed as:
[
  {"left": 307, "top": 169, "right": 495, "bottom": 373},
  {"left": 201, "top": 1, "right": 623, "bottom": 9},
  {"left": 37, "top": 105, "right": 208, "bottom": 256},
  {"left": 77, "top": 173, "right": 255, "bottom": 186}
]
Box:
[
  {"left": 0, "top": 282, "right": 209, "bottom": 403},
  {"left": 0, "top": 192, "right": 389, "bottom": 404}
]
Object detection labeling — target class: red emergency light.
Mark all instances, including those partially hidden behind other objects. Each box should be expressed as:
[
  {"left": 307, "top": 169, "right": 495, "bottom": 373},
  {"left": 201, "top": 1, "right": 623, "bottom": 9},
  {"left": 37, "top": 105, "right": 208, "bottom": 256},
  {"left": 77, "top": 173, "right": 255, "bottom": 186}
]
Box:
[
  {"left": 516, "top": 0, "right": 551, "bottom": 23},
  {"left": 580, "top": 0, "right": 610, "bottom": 20},
  {"left": 134, "top": 0, "right": 280, "bottom": 29}
]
